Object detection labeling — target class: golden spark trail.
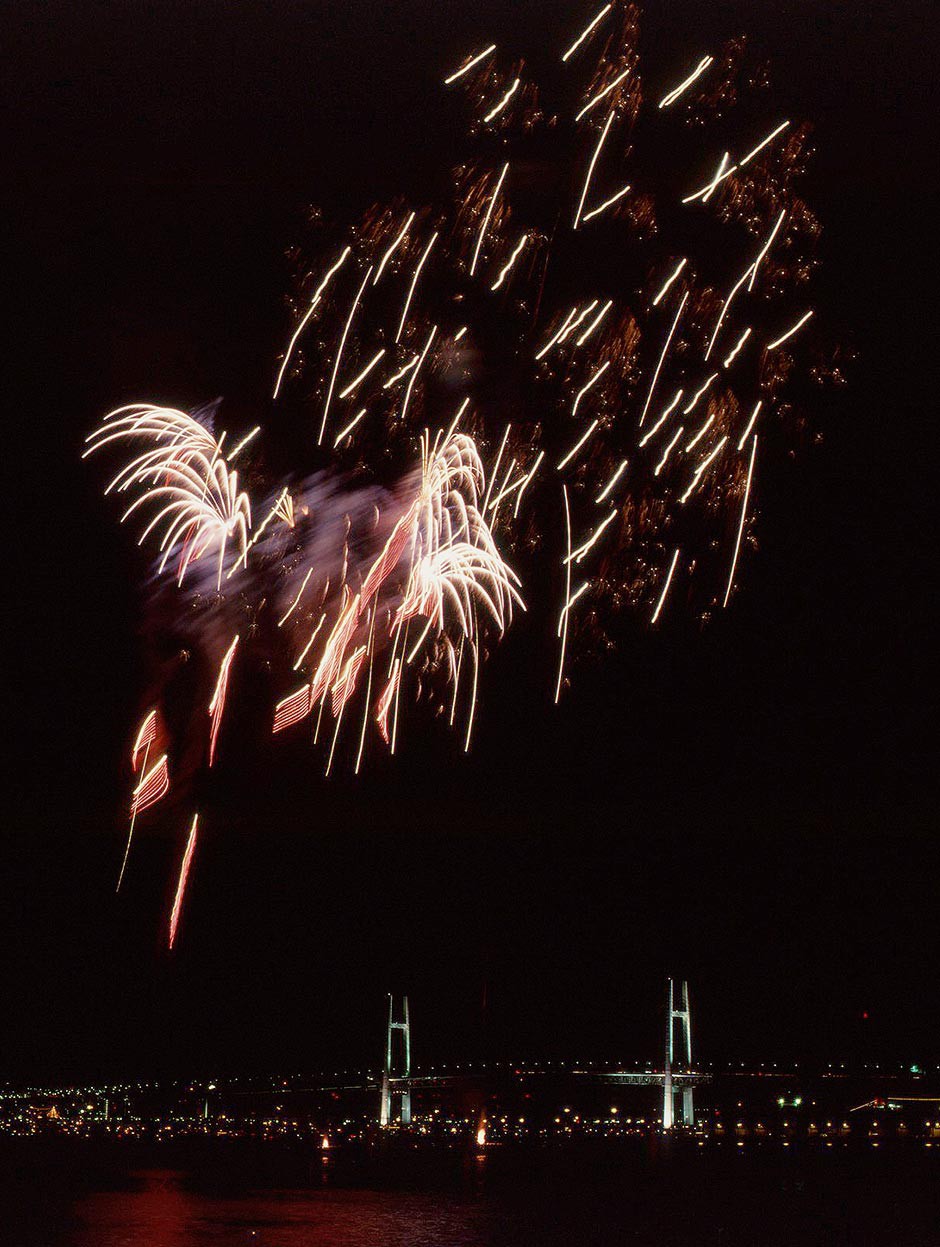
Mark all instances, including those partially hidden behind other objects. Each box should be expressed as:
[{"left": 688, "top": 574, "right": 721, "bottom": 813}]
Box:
[
  {"left": 639, "top": 388, "right": 684, "bottom": 447},
  {"left": 557, "top": 418, "right": 600, "bottom": 470},
  {"left": 470, "top": 163, "right": 509, "bottom": 278},
  {"left": 567, "top": 508, "right": 618, "bottom": 563},
  {"left": 581, "top": 183, "right": 632, "bottom": 222},
  {"left": 576, "top": 69, "right": 631, "bottom": 122},
  {"left": 338, "top": 348, "right": 386, "bottom": 398},
  {"left": 767, "top": 309, "right": 814, "bottom": 350},
  {"left": 659, "top": 55, "right": 713, "bottom": 108},
  {"left": 680, "top": 435, "right": 728, "bottom": 503},
  {"left": 562, "top": 3, "right": 611, "bottom": 62},
  {"left": 491, "top": 234, "right": 529, "bottom": 290},
  {"left": 333, "top": 407, "right": 368, "bottom": 447},
  {"left": 484, "top": 77, "right": 520, "bottom": 124},
  {"left": 444, "top": 44, "right": 496, "bottom": 84},
  {"left": 395, "top": 234, "right": 437, "bottom": 343},
  {"left": 293, "top": 612, "right": 327, "bottom": 670},
  {"left": 652, "top": 258, "right": 687, "bottom": 307},
  {"left": 383, "top": 354, "right": 419, "bottom": 388},
  {"left": 683, "top": 373, "right": 717, "bottom": 415},
  {"left": 554, "top": 485, "right": 573, "bottom": 704},
  {"left": 639, "top": 291, "right": 688, "bottom": 426},
  {"left": 278, "top": 568, "right": 313, "bottom": 626},
  {"left": 723, "top": 327, "right": 751, "bottom": 368},
  {"left": 318, "top": 264, "right": 373, "bottom": 445},
  {"left": 574, "top": 111, "right": 615, "bottom": 230},
  {"left": 373, "top": 212, "right": 415, "bottom": 284},
  {"left": 654, "top": 425, "right": 684, "bottom": 475},
  {"left": 723, "top": 434, "right": 758, "bottom": 608},
  {"left": 576, "top": 298, "right": 614, "bottom": 345},
  {"left": 273, "top": 246, "right": 350, "bottom": 399},
  {"left": 685, "top": 411, "right": 715, "bottom": 452},
  {"left": 739, "top": 120, "right": 790, "bottom": 167},
  {"left": 400, "top": 325, "right": 437, "bottom": 421},
  {"left": 572, "top": 359, "right": 610, "bottom": 415},
  {"left": 651, "top": 548, "right": 680, "bottom": 623},
  {"left": 596, "top": 458, "right": 628, "bottom": 503},
  {"left": 737, "top": 400, "right": 762, "bottom": 450}
]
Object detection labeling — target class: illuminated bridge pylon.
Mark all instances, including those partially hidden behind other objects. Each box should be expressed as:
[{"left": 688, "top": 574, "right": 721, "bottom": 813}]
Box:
[
  {"left": 379, "top": 993, "right": 412, "bottom": 1126},
  {"left": 663, "top": 977, "right": 694, "bottom": 1128}
]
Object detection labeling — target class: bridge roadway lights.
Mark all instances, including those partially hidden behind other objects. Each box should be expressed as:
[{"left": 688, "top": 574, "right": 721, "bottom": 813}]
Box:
[
  {"left": 380, "top": 994, "right": 412, "bottom": 1126},
  {"left": 663, "top": 978, "right": 694, "bottom": 1129}
]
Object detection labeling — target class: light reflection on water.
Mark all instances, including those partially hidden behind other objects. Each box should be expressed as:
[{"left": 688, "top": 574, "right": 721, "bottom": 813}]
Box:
[
  {"left": 6, "top": 1144, "right": 940, "bottom": 1246},
  {"left": 70, "top": 1169, "right": 486, "bottom": 1247}
]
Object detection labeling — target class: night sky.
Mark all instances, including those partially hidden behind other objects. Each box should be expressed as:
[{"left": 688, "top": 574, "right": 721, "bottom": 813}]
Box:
[{"left": 4, "top": 1, "right": 935, "bottom": 1082}]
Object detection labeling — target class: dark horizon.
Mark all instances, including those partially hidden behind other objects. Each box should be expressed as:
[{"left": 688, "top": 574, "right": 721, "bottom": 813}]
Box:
[{"left": 5, "top": 0, "right": 935, "bottom": 1086}]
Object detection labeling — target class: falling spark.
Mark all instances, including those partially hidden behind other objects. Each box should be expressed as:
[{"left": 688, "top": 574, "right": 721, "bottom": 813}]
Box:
[
  {"left": 444, "top": 44, "right": 496, "bottom": 85},
  {"left": 572, "top": 359, "right": 611, "bottom": 415},
  {"left": 278, "top": 568, "right": 313, "bottom": 627},
  {"left": 659, "top": 55, "right": 713, "bottom": 108},
  {"left": 683, "top": 373, "right": 718, "bottom": 415},
  {"left": 293, "top": 612, "right": 327, "bottom": 671},
  {"left": 207, "top": 635, "right": 239, "bottom": 767},
  {"left": 562, "top": 3, "right": 612, "bottom": 62},
  {"left": 554, "top": 485, "right": 573, "bottom": 703},
  {"left": 723, "top": 435, "right": 758, "bottom": 608},
  {"left": 333, "top": 407, "right": 368, "bottom": 446},
  {"left": 484, "top": 77, "right": 520, "bottom": 124},
  {"left": 739, "top": 120, "right": 791, "bottom": 167},
  {"left": 228, "top": 426, "right": 260, "bottom": 461},
  {"left": 373, "top": 212, "right": 415, "bottom": 285},
  {"left": 723, "top": 327, "right": 752, "bottom": 368},
  {"left": 470, "top": 163, "right": 509, "bottom": 278},
  {"left": 558, "top": 299, "right": 600, "bottom": 345},
  {"left": 130, "top": 754, "right": 169, "bottom": 817},
  {"left": 168, "top": 813, "right": 199, "bottom": 950},
  {"left": 400, "top": 325, "right": 437, "bottom": 421},
  {"left": 652, "top": 258, "right": 687, "bottom": 307},
  {"left": 383, "top": 354, "right": 419, "bottom": 389},
  {"left": 639, "top": 291, "right": 688, "bottom": 426},
  {"left": 651, "top": 548, "right": 680, "bottom": 622},
  {"left": 574, "top": 111, "right": 615, "bottom": 230},
  {"left": 338, "top": 348, "right": 386, "bottom": 398},
  {"left": 581, "top": 183, "right": 632, "bottom": 222},
  {"left": 685, "top": 413, "right": 715, "bottom": 452},
  {"left": 596, "top": 458, "right": 628, "bottom": 503},
  {"left": 453, "top": 325, "right": 468, "bottom": 342},
  {"left": 737, "top": 399, "right": 762, "bottom": 450},
  {"left": 767, "top": 309, "right": 814, "bottom": 351},
  {"left": 639, "top": 388, "right": 684, "bottom": 446},
  {"left": 576, "top": 299, "right": 614, "bottom": 345},
  {"left": 318, "top": 264, "right": 373, "bottom": 445},
  {"left": 654, "top": 425, "right": 684, "bottom": 475},
  {"left": 536, "top": 305, "right": 579, "bottom": 359},
  {"left": 395, "top": 233, "right": 438, "bottom": 342},
  {"left": 680, "top": 435, "right": 728, "bottom": 503},
  {"left": 491, "top": 234, "right": 529, "bottom": 290},
  {"left": 272, "top": 246, "right": 350, "bottom": 399},
  {"left": 567, "top": 508, "right": 618, "bottom": 563},
  {"left": 558, "top": 418, "right": 600, "bottom": 470},
  {"left": 575, "top": 69, "right": 631, "bottom": 122},
  {"left": 683, "top": 152, "right": 736, "bottom": 204},
  {"left": 747, "top": 209, "right": 786, "bottom": 291},
  {"left": 513, "top": 449, "right": 544, "bottom": 516}
]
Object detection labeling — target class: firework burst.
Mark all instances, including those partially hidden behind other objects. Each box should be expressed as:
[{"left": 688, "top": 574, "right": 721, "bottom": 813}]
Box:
[{"left": 87, "top": 1, "right": 836, "bottom": 945}]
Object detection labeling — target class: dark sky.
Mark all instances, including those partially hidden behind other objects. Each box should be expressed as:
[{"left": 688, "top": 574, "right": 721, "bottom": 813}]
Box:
[{"left": 4, "top": 1, "right": 936, "bottom": 1082}]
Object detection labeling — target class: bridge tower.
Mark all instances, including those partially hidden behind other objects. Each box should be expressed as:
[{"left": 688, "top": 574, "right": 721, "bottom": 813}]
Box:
[
  {"left": 379, "top": 994, "right": 412, "bottom": 1126},
  {"left": 662, "top": 978, "right": 694, "bottom": 1128}
]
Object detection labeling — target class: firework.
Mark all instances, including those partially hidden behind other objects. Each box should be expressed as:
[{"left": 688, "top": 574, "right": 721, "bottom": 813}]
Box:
[{"left": 88, "top": 0, "right": 832, "bottom": 938}]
